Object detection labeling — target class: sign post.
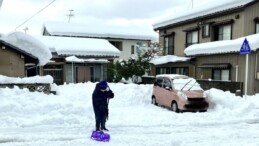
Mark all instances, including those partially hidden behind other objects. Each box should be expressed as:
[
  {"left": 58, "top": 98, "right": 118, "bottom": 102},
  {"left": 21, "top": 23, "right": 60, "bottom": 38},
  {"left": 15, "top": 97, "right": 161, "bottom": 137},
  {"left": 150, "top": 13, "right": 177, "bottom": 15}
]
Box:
[{"left": 240, "top": 38, "right": 251, "bottom": 98}]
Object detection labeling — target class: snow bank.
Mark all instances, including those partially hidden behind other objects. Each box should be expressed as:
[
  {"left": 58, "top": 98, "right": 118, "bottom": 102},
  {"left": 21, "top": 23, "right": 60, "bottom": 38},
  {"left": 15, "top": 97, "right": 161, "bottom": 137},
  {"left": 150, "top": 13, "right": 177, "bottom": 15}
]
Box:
[
  {"left": 0, "top": 75, "right": 53, "bottom": 84},
  {"left": 0, "top": 82, "right": 259, "bottom": 129}
]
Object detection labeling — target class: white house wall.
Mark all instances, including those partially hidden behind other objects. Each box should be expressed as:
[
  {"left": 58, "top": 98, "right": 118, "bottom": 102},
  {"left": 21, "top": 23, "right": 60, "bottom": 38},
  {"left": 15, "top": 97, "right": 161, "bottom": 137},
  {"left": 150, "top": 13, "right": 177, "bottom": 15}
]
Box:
[{"left": 110, "top": 39, "right": 149, "bottom": 62}]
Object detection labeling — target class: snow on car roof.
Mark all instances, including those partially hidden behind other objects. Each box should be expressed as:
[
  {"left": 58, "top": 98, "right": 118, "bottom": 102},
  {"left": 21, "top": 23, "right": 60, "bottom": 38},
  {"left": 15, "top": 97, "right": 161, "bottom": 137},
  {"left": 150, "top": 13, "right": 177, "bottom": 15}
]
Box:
[
  {"left": 156, "top": 74, "right": 189, "bottom": 79},
  {"left": 156, "top": 74, "right": 203, "bottom": 91}
]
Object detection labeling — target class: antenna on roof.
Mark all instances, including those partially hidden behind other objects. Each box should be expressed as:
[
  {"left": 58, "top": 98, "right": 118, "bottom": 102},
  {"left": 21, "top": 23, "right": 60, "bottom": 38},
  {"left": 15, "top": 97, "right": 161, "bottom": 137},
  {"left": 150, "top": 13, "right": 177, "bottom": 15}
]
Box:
[{"left": 67, "top": 9, "right": 74, "bottom": 23}]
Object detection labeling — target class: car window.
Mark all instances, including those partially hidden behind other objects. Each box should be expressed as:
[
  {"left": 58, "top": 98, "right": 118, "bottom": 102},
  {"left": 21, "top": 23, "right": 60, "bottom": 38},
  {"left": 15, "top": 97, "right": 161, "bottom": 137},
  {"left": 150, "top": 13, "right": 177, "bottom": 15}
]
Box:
[
  {"left": 172, "top": 78, "right": 203, "bottom": 91},
  {"left": 156, "top": 78, "right": 163, "bottom": 87},
  {"left": 163, "top": 79, "right": 172, "bottom": 89}
]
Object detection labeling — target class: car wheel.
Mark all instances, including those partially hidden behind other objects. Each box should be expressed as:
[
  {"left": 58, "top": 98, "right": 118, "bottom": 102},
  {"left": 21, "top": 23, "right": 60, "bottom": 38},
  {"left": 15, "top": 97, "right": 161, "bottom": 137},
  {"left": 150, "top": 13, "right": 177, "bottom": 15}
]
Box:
[
  {"left": 152, "top": 96, "right": 158, "bottom": 106},
  {"left": 171, "top": 102, "right": 179, "bottom": 113}
]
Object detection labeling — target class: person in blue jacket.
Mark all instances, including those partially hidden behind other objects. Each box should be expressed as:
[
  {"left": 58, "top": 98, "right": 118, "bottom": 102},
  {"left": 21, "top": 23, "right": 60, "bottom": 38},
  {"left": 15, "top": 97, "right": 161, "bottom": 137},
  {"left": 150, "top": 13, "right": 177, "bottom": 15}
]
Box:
[{"left": 92, "top": 80, "right": 114, "bottom": 131}]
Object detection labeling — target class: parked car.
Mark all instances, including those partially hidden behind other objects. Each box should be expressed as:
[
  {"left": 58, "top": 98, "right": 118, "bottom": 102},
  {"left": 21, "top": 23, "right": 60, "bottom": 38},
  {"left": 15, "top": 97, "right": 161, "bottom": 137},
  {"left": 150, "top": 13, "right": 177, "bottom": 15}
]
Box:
[{"left": 152, "top": 74, "right": 209, "bottom": 112}]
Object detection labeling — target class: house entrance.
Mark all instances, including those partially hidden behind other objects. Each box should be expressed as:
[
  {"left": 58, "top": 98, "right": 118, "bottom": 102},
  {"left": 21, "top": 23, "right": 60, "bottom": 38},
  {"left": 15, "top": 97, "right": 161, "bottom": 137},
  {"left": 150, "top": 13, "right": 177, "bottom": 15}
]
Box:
[{"left": 76, "top": 66, "right": 90, "bottom": 83}]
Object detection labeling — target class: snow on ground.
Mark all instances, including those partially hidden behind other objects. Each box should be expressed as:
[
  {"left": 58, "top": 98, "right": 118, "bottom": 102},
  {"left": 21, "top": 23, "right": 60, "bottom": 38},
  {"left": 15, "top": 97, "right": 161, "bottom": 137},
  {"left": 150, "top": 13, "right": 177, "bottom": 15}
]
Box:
[{"left": 0, "top": 82, "right": 259, "bottom": 146}]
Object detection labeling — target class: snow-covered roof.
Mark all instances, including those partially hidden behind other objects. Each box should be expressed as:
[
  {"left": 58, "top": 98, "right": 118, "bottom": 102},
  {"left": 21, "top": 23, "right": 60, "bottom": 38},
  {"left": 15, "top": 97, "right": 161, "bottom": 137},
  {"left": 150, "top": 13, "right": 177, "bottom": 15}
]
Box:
[
  {"left": 43, "top": 22, "right": 158, "bottom": 41},
  {"left": 1, "top": 32, "right": 52, "bottom": 66},
  {"left": 150, "top": 55, "right": 190, "bottom": 65},
  {"left": 153, "top": 0, "right": 255, "bottom": 29},
  {"left": 65, "top": 56, "right": 109, "bottom": 63},
  {"left": 35, "top": 36, "right": 120, "bottom": 57},
  {"left": 184, "top": 33, "right": 259, "bottom": 56}
]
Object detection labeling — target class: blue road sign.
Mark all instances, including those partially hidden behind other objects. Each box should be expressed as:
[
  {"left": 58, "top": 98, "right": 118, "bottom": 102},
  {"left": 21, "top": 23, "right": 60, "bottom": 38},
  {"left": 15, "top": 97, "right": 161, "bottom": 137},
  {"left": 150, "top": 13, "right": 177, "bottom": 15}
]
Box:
[{"left": 240, "top": 38, "right": 251, "bottom": 55}]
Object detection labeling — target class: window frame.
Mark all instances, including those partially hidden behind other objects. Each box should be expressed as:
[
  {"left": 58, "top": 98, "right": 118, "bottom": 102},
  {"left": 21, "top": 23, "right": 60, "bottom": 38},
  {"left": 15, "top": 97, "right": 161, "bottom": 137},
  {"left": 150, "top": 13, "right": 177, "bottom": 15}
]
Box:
[
  {"left": 255, "top": 22, "right": 259, "bottom": 34},
  {"left": 186, "top": 30, "right": 199, "bottom": 47},
  {"left": 212, "top": 69, "right": 230, "bottom": 81},
  {"left": 131, "top": 45, "right": 135, "bottom": 54},
  {"left": 214, "top": 24, "right": 232, "bottom": 41},
  {"left": 163, "top": 35, "right": 174, "bottom": 55},
  {"left": 202, "top": 23, "right": 210, "bottom": 38}
]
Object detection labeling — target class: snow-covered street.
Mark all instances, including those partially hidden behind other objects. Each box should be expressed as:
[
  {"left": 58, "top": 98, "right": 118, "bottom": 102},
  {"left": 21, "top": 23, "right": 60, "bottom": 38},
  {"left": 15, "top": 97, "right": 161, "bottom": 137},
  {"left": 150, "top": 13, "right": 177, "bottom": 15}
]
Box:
[{"left": 1, "top": 82, "right": 259, "bottom": 146}]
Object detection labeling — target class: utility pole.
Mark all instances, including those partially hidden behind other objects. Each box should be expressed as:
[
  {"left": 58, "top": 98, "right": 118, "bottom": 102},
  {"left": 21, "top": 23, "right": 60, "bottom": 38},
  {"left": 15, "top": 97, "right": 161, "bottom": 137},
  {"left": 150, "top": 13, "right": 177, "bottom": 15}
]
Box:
[
  {"left": 67, "top": 9, "right": 74, "bottom": 23},
  {"left": 192, "top": 0, "right": 193, "bottom": 8},
  {"left": 23, "top": 27, "right": 28, "bottom": 33}
]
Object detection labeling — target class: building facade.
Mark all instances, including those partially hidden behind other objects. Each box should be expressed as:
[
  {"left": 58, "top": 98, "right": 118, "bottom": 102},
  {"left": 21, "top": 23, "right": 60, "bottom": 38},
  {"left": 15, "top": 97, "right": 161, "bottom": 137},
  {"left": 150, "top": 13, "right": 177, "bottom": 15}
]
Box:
[{"left": 153, "top": 0, "right": 259, "bottom": 94}]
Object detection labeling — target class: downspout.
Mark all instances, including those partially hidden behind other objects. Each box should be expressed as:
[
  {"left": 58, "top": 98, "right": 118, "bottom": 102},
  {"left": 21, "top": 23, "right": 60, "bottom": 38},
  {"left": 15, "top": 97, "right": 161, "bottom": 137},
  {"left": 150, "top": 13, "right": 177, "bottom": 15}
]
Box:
[
  {"left": 255, "top": 51, "right": 258, "bottom": 79},
  {"left": 236, "top": 65, "right": 238, "bottom": 82}
]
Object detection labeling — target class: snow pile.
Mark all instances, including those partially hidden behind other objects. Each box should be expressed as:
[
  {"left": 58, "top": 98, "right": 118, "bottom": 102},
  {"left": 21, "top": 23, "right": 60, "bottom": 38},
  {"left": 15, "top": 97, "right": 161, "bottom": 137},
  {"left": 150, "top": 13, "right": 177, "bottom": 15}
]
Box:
[
  {"left": 0, "top": 82, "right": 259, "bottom": 145},
  {"left": 0, "top": 75, "right": 53, "bottom": 84},
  {"left": 206, "top": 88, "right": 256, "bottom": 113},
  {"left": 184, "top": 33, "right": 259, "bottom": 56},
  {"left": 2, "top": 32, "right": 52, "bottom": 65},
  {"left": 0, "top": 82, "right": 258, "bottom": 128},
  {"left": 150, "top": 55, "right": 190, "bottom": 65}
]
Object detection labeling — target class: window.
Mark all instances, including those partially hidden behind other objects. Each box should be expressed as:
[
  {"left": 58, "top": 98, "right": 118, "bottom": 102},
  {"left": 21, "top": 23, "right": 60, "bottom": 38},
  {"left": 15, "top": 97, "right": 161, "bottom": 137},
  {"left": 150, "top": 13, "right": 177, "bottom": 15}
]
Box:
[
  {"left": 202, "top": 24, "right": 210, "bottom": 38},
  {"left": 212, "top": 69, "right": 230, "bottom": 81},
  {"left": 131, "top": 45, "right": 135, "bottom": 54},
  {"left": 256, "top": 22, "right": 259, "bottom": 34},
  {"left": 156, "top": 67, "right": 189, "bottom": 76},
  {"left": 110, "top": 41, "right": 123, "bottom": 51},
  {"left": 214, "top": 24, "right": 231, "bottom": 41},
  {"left": 186, "top": 30, "right": 198, "bottom": 47},
  {"left": 156, "top": 78, "right": 163, "bottom": 87},
  {"left": 171, "top": 67, "right": 189, "bottom": 75},
  {"left": 156, "top": 67, "right": 170, "bottom": 75},
  {"left": 163, "top": 79, "right": 172, "bottom": 89},
  {"left": 164, "top": 35, "right": 174, "bottom": 55}
]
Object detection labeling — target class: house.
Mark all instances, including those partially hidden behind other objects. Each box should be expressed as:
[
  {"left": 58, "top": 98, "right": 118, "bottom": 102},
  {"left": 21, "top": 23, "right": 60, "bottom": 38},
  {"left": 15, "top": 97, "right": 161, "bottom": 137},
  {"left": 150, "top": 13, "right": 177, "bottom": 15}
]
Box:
[
  {"left": 41, "top": 22, "right": 158, "bottom": 62},
  {"left": 152, "top": 0, "right": 259, "bottom": 94},
  {"left": 0, "top": 32, "right": 51, "bottom": 77},
  {"left": 35, "top": 35, "right": 120, "bottom": 84}
]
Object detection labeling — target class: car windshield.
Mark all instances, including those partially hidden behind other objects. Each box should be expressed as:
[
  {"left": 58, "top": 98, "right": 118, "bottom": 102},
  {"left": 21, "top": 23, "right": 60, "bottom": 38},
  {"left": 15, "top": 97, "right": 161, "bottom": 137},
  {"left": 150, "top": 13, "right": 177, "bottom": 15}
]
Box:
[{"left": 172, "top": 78, "right": 203, "bottom": 91}]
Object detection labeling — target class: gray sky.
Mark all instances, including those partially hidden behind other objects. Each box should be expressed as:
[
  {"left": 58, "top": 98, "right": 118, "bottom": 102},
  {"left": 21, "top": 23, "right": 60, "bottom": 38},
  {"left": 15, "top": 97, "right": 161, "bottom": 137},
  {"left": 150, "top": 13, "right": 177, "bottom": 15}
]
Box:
[{"left": 0, "top": 0, "right": 223, "bottom": 35}]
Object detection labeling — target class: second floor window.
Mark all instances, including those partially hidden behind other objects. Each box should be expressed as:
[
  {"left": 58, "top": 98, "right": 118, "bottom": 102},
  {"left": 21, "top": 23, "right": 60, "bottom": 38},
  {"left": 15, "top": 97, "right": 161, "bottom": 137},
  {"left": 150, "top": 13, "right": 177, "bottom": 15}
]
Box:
[
  {"left": 214, "top": 24, "right": 231, "bottom": 41},
  {"left": 202, "top": 24, "right": 210, "bottom": 38},
  {"left": 131, "top": 45, "right": 135, "bottom": 54},
  {"left": 164, "top": 35, "right": 174, "bottom": 55},
  {"left": 186, "top": 31, "right": 198, "bottom": 47}
]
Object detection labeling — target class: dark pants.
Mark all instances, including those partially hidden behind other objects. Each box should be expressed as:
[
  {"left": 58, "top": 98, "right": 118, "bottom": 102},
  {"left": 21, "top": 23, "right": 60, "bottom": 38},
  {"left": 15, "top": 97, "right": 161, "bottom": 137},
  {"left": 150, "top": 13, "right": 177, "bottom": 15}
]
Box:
[{"left": 93, "top": 105, "right": 107, "bottom": 130}]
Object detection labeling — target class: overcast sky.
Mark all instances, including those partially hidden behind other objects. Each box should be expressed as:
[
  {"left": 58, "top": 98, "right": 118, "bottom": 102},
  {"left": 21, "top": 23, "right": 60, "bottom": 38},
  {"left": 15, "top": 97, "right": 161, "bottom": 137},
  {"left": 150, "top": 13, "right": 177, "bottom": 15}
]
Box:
[{"left": 0, "top": 0, "right": 227, "bottom": 35}]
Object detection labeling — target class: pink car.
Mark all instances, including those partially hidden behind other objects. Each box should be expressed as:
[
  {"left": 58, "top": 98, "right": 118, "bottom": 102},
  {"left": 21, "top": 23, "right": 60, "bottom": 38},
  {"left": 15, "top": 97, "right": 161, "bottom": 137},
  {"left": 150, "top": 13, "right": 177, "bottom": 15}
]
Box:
[{"left": 152, "top": 74, "right": 209, "bottom": 112}]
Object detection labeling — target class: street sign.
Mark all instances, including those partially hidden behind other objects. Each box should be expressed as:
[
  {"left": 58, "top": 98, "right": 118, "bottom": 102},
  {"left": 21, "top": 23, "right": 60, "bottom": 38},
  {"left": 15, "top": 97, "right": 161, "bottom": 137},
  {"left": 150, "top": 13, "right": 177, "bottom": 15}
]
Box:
[
  {"left": 240, "top": 38, "right": 251, "bottom": 98},
  {"left": 240, "top": 38, "right": 251, "bottom": 55}
]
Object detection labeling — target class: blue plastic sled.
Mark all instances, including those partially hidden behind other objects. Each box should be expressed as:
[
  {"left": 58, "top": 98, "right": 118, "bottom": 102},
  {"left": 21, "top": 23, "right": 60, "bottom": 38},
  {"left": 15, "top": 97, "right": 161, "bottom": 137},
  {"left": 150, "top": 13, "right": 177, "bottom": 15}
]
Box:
[{"left": 91, "top": 131, "right": 110, "bottom": 142}]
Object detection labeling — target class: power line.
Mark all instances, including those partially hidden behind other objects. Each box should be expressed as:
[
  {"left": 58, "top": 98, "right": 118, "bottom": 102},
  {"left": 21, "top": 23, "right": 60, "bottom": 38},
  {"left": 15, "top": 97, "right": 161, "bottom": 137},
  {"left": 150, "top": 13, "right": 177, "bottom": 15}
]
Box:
[{"left": 14, "top": 0, "right": 56, "bottom": 31}]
